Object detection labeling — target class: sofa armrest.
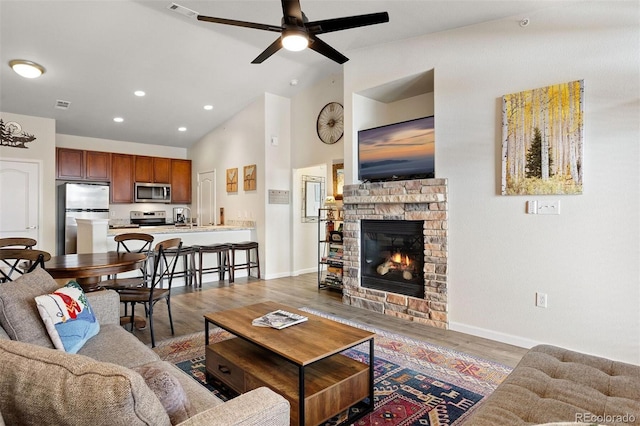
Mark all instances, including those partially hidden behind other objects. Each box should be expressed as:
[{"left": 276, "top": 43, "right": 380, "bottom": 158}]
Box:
[
  {"left": 85, "top": 290, "right": 120, "bottom": 326},
  {"left": 176, "top": 387, "right": 289, "bottom": 426}
]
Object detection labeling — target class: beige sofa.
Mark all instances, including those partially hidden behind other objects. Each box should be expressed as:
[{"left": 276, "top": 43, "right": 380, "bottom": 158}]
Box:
[
  {"left": 465, "top": 344, "right": 640, "bottom": 425},
  {"left": 0, "top": 268, "right": 290, "bottom": 426}
]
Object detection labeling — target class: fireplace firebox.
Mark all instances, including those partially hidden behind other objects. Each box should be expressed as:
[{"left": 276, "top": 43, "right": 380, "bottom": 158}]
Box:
[{"left": 361, "top": 220, "right": 425, "bottom": 298}]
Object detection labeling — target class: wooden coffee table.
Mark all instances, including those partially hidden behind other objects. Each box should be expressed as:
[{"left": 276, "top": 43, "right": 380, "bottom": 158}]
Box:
[{"left": 203, "top": 301, "right": 375, "bottom": 426}]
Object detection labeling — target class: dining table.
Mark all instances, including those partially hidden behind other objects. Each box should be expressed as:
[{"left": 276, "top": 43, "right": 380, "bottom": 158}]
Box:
[{"left": 44, "top": 252, "right": 147, "bottom": 293}]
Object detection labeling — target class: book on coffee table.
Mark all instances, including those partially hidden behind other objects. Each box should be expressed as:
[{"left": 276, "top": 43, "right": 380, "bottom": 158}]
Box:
[{"left": 252, "top": 309, "right": 308, "bottom": 329}]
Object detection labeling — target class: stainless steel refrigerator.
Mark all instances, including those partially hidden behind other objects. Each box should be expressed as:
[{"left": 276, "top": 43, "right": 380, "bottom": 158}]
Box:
[{"left": 57, "top": 182, "right": 110, "bottom": 254}]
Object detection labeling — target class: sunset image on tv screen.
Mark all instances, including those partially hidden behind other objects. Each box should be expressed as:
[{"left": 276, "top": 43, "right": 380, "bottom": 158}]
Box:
[{"left": 358, "top": 116, "right": 434, "bottom": 181}]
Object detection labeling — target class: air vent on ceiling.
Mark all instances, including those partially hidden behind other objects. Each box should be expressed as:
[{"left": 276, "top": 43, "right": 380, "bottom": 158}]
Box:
[
  {"left": 167, "top": 3, "right": 198, "bottom": 19},
  {"left": 55, "top": 100, "right": 71, "bottom": 110}
]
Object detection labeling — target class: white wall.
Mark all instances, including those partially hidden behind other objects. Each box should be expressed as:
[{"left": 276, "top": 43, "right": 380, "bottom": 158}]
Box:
[
  {"left": 290, "top": 74, "right": 344, "bottom": 273},
  {"left": 264, "top": 93, "right": 292, "bottom": 278},
  {"left": 344, "top": 2, "right": 640, "bottom": 363},
  {"left": 292, "top": 164, "right": 326, "bottom": 276},
  {"left": 0, "top": 112, "right": 56, "bottom": 253}
]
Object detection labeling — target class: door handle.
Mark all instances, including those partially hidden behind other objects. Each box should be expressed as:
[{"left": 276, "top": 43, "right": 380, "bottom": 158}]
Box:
[{"left": 26, "top": 226, "right": 37, "bottom": 229}]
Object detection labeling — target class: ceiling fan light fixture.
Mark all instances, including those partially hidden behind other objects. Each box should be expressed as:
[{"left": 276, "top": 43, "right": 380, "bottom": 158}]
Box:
[
  {"left": 282, "top": 28, "right": 309, "bottom": 52},
  {"left": 9, "top": 59, "right": 46, "bottom": 79}
]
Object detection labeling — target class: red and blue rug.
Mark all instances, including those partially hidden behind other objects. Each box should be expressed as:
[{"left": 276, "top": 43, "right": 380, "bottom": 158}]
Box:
[{"left": 153, "top": 308, "right": 512, "bottom": 425}]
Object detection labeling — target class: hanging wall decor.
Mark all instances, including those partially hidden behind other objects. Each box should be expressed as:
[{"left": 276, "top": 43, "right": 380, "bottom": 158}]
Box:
[
  {"left": 0, "top": 119, "right": 37, "bottom": 148},
  {"left": 501, "top": 80, "right": 584, "bottom": 195},
  {"left": 226, "top": 168, "right": 238, "bottom": 192},
  {"left": 244, "top": 164, "right": 256, "bottom": 191}
]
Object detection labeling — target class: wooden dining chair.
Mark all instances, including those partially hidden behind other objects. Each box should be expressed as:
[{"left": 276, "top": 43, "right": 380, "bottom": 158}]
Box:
[
  {"left": 0, "top": 237, "right": 37, "bottom": 249},
  {"left": 0, "top": 248, "right": 51, "bottom": 282},
  {"left": 100, "top": 233, "right": 154, "bottom": 290},
  {"left": 116, "top": 238, "right": 182, "bottom": 348}
]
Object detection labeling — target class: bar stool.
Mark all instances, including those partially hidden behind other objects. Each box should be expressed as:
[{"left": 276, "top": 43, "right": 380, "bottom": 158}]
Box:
[
  {"left": 230, "top": 241, "right": 260, "bottom": 280},
  {"left": 161, "top": 245, "right": 198, "bottom": 287},
  {"left": 196, "top": 243, "right": 233, "bottom": 286}
]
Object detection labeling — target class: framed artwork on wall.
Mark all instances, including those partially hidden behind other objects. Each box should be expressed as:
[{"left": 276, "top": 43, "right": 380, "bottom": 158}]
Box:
[
  {"left": 501, "top": 80, "right": 584, "bottom": 195},
  {"left": 332, "top": 163, "right": 344, "bottom": 200},
  {"left": 226, "top": 168, "right": 238, "bottom": 192},
  {"left": 244, "top": 164, "right": 256, "bottom": 191}
]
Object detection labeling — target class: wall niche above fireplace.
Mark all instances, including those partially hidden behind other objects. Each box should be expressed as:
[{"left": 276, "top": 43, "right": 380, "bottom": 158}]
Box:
[{"left": 361, "top": 220, "right": 425, "bottom": 298}]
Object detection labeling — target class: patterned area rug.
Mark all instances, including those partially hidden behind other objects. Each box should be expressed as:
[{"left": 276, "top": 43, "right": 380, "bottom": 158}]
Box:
[{"left": 153, "top": 308, "right": 512, "bottom": 425}]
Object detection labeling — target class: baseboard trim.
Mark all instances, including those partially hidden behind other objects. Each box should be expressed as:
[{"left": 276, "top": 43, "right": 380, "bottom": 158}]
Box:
[
  {"left": 449, "top": 321, "right": 542, "bottom": 349},
  {"left": 291, "top": 267, "right": 317, "bottom": 276}
]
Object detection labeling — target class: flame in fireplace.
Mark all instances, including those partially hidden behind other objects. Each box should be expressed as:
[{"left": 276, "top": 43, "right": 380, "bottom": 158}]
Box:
[{"left": 390, "top": 252, "right": 411, "bottom": 267}]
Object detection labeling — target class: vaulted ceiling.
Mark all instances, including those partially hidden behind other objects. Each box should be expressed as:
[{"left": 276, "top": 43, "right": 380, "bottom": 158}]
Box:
[{"left": 1, "top": 1, "right": 554, "bottom": 148}]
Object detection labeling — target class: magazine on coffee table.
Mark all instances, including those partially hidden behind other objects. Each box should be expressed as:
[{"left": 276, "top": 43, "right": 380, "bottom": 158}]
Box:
[{"left": 252, "top": 309, "right": 308, "bottom": 330}]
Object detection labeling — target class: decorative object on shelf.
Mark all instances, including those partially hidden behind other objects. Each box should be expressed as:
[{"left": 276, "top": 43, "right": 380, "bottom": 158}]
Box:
[
  {"left": 226, "top": 168, "right": 238, "bottom": 192},
  {"left": 501, "top": 80, "right": 584, "bottom": 195},
  {"left": 316, "top": 102, "right": 344, "bottom": 145},
  {"left": 243, "top": 164, "right": 256, "bottom": 191},
  {"left": 332, "top": 163, "right": 344, "bottom": 200}
]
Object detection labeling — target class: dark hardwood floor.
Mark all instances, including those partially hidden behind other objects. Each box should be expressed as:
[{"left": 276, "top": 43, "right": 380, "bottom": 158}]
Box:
[{"left": 128, "top": 273, "right": 528, "bottom": 367}]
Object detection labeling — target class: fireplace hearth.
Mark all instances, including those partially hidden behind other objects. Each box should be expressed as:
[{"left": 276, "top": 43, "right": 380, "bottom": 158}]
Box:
[
  {"left": 341, "top": 179, "right": 448, "bottom": 329},
  {"left": 361, "top": 220, "right": 425, "bottom": 298}
]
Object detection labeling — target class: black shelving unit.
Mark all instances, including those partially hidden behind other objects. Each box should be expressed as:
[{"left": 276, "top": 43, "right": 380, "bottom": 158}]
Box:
[{"left": 318, "top": 207, "right": 343, "bottom": 290}]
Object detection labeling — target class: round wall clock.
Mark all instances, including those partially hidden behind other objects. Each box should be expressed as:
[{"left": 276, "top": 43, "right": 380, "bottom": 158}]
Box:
[{"left": 316, "top": 102, "right": 344, "bottom": 144}]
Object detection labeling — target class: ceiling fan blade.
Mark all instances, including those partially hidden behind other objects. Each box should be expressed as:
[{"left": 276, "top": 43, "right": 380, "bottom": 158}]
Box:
[
  {"left": 306, "top": 12, "right": 389, "bottom": 35},
  {"left": 281, "top": 0, "right": 304, "bottom": 26},
  {"left": 308, "top": 34, "right": 348, "bottom": 64},
  {"left": 197, "top": 15, "right": 282, "bottom": 32},
  {"left": 251, "top": 38, "right": 284, "bottom": 64}
]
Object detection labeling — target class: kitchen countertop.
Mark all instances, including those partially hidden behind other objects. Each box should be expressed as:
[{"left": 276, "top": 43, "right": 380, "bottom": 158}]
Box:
[{"left": 108, "top": 224, "right": 254, "bottom": 236}]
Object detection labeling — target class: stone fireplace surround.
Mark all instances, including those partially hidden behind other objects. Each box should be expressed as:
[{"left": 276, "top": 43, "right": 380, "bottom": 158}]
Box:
[{"left": 341, "top": 179, "right": 448, "bottom": 329}]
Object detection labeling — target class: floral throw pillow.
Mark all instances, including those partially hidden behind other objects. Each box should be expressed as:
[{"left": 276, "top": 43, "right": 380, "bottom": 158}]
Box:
[{"left": 34, "top": 281, "right": 100, "bottom": 353}]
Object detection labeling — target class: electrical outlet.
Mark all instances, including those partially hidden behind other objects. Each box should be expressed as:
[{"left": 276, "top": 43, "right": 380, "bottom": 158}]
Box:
[{"left": 536, "top": 292, "right": 548, "bottom": 308}]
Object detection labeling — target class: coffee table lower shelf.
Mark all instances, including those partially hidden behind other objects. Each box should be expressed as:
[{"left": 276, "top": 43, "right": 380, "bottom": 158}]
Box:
[{"left": 206, "top": 337, "right": 370, "bottom": 426}]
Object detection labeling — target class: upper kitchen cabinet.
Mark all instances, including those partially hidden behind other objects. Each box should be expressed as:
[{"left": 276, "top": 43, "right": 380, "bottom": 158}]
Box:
[
  {"left": 56, "top": 148, "right": 110, "bottom": 181},
  {"left": 171, "top": 159, "right": 191, "bottom": 204},
  {"left": 111, "top": 154, "right": 134, "bottom": 203},
  {"left": 134, "top": 156, "right": 171, "bottom": 183}
]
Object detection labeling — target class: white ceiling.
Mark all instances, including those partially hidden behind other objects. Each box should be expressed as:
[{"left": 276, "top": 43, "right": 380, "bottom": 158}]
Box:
[{"left": 1, "top": 1, "right": 553, "bottom": 148}]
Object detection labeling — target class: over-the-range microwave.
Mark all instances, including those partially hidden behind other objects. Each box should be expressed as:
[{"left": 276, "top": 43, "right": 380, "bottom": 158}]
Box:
[{"left": 134, "top": 182, "right": 171, "bottom": 203}]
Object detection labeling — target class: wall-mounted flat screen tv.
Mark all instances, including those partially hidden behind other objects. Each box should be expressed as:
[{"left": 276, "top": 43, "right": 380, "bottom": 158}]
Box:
[{"left": 358, "top": 115, "right": 435, "bottom": 182}]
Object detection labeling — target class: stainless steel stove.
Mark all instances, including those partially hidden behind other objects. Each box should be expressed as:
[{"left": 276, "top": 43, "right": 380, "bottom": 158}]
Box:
[{"left": 130, "top": 210, "right": 168, "bottom": 227}]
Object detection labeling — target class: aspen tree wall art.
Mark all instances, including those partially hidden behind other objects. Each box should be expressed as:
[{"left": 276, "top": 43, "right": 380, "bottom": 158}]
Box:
[{"left": 501, "top": 80, "right": 584, "bottom": 195}]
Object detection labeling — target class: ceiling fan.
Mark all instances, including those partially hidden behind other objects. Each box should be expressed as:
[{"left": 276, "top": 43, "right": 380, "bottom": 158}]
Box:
[{"left": 196, "top": 0, "right": 389, "bottom": 64}]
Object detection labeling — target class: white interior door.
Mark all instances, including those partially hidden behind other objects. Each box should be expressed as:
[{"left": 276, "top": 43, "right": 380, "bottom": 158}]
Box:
[
  {"left": 197, "top": 171, "right": 216, "bottom": 225},
  {"left": 0, "top": 160, "right": 39, "bottom": 241}
]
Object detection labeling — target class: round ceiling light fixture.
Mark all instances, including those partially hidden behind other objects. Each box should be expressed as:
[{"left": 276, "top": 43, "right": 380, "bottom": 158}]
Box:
[
  {"left": 281, "top": 28, "right": 309, "bottom": 52},
  {"left": 134, "top": 90, "right": 146, "bottom": 97},
  {"left": 9, "top": 59, "right": 46, "bottom": 79},
  {"left": 178, "top": 127, "right": 187, "bottom": 132},
  {"left": 203, "top": 105, "right": 213, "bottom": 110},
  {"left": 113, "top": 117, "right": 124, "bottom": 123}
]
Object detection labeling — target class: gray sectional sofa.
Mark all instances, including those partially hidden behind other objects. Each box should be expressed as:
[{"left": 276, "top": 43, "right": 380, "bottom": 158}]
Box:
[{"left": 0, "top": 268, "right": 290, "bottom": 425}]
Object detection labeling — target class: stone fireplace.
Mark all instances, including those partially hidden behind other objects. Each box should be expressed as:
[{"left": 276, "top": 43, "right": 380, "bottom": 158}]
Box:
[{"left": 342, "top": 179, "right": 448, "bottom": 329}]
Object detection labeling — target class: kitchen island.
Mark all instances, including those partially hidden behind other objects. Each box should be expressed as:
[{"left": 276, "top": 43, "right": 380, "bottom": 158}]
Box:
[{"left": 77, "top": 220, "right": 257, "bottom": 286}]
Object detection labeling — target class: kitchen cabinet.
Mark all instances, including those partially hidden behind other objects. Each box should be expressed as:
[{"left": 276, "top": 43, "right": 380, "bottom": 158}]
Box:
[
  {"left": 134, "top": 156, "right": 171, "bottom": 183},
  {"left": 56, "top": 148, "right": 110, "bottom": 181},
  {"left": 111, "top": 154, "right": 134, "bottom": 203},
  {"left": 171, "top": 159, "right": 191, "bottom": 204}
]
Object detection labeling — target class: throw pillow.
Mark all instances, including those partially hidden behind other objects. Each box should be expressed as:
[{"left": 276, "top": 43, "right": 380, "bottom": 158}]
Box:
[
  {"left": 35, "top": 280, "right": 100, "bottom": 353},
  {"left": 0, "top": 267, "right": 59, "bottom": 347},
  {"left": 132, "top": 362, "right": 194, "bottom": 425}
]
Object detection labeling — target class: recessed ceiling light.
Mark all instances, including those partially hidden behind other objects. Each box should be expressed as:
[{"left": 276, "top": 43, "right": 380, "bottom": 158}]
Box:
[
  {"left": 134, "top": 90, "right": 146, "bottom": 97},
  {"left": 290, "top": 79, "right": 299, "bottom": 86},
  {"left": 203, "top": 105, "right": 213, "bottom": 110},
  {"left": 113, "top": 117, "right": 124, "bottom": 123},
  {"left": 9, "top": 59, "right": 46, "bottom": 79},
  {"left": 178, "top": 127, "right": 187, "bottom": 132}
]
